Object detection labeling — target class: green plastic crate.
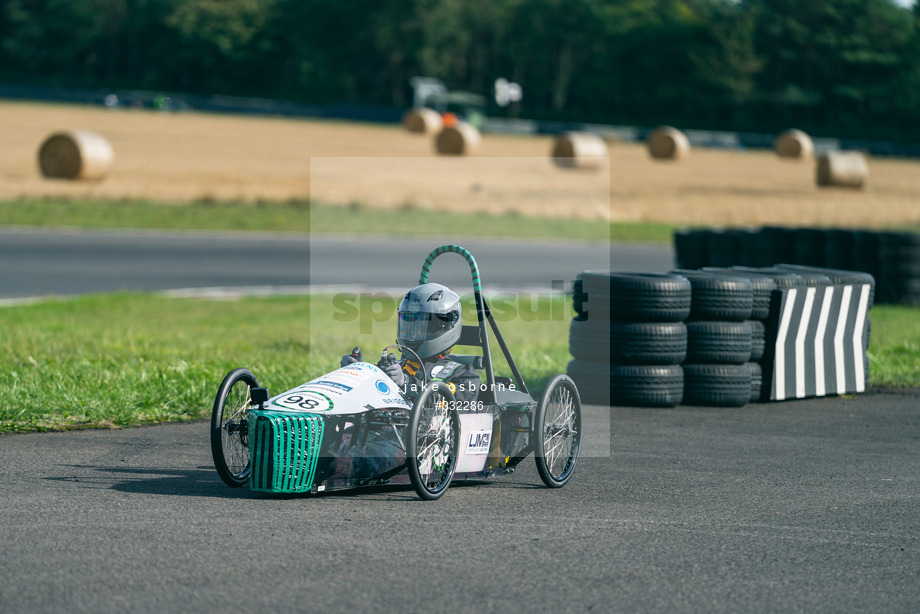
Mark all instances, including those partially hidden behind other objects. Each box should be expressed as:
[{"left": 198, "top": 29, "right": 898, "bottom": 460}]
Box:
[{"left": 249, "top": 410, "right": 324, "bottom": 493}]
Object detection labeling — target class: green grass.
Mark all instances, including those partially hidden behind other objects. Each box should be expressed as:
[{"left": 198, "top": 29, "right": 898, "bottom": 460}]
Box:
[
  {"left": 0, "top": 196, "right": 313, "bottom": 233},
  {"left": 0, "top": 196, "right": 674, "bottom": 242},
  {"left": 865, "top": 305, "right": 920, "bottom": 388},
  {"left": 0, "top": 292, "right": 571, "bottom": 433}
]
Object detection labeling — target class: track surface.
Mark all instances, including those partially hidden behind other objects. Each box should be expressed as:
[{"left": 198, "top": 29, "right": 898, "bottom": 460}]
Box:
[
  {"left": 0, "top": 227, "right": 670, "bottom": 300},
  {"left": 2, "top": 392, "right": 918, "bottom": 613}
]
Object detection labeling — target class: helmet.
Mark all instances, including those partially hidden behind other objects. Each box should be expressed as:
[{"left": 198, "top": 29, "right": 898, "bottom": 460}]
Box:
[{"left": 397, "top": 283, "right": 462, "bottom": 359}]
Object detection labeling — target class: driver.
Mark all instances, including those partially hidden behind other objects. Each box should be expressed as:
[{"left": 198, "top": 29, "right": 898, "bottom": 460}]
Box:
[{"left": 341, "top": 283, "right": 481, "bottom": 404}]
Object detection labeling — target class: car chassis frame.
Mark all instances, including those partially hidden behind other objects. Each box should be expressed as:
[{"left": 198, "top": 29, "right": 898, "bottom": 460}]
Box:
[{"left": 210, "top": 244, "right": 582, "bottom": 500}]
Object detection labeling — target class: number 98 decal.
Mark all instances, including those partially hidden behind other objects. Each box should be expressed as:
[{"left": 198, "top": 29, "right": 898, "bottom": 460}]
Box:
[{"left": 272, "top": 390, "right": 334, "bottom": 412}]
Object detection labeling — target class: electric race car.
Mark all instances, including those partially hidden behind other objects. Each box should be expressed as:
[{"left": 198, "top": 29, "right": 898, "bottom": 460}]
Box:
[{"left": 210, "top": 245, "right": 582, "bottom": 500}]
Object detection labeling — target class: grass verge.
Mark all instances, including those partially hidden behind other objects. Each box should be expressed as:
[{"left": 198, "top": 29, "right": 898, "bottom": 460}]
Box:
[
  {"left": 0, "top": 196, "right": 674, "bottom": 242},
  {"left": 0, "top": 292, "right": 570, "bottom": 433},
  {"left": 864, "top": 305, "right": 920, "bottom": 388}
]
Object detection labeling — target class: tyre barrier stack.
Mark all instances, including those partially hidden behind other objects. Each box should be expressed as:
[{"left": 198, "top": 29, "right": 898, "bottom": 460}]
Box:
[
  {"left": 672, "top": 270, "right": 757, "bottom": 407},
  {"left": 674, "top": 226, "right": 914, "bottom": 305},
  {"left": 568, "top": 265, "right": 873, "bottom": 407},
  {"left": 568, "top": 272, "right": 691, "bottom": 407}
]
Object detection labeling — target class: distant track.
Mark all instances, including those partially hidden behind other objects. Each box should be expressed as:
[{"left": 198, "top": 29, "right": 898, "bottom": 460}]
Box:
[{"left": 0, "top": 228, "right": 673, "bottom": 300}]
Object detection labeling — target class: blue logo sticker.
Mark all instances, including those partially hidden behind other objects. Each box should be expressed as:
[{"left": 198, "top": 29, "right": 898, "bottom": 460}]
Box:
[{"left": 375, "top": 380, "right": 390, "bottom": 394}]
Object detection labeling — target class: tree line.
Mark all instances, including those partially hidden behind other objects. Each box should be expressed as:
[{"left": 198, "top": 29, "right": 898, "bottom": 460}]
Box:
[{"left": 2, "top": 0, "right": 919, "bottom": 140}]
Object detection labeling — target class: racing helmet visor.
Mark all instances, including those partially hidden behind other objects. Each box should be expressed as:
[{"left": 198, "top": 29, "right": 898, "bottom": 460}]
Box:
[{"left": 398, "top": 311, "right": 456, "bottom": 342}]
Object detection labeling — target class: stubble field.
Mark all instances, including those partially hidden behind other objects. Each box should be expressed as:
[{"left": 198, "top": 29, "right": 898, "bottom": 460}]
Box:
[{"left": 2, "top": 99, "right": 919, "bottom": 228}]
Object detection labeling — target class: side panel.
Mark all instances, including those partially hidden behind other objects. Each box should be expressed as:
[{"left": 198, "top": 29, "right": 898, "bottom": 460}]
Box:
[{"left": 454, "top": 412, "right": 494, "bottom": 473}]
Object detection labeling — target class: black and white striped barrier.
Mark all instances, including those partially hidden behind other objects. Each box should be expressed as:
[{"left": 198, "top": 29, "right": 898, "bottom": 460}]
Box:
[{"left": 763, "top": 283, "right": 871, "bottom": 401}]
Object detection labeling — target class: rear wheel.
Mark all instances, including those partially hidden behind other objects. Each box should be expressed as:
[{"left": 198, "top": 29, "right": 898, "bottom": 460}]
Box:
[
  {"left": 210, "top": 368, "right": 258, "bottom": 487},
  {"left": 407, "top": 383, "right": 460, "bottom": 501},
  {"left": 534, "top": 374, "right": 582, "bottom": 488}
]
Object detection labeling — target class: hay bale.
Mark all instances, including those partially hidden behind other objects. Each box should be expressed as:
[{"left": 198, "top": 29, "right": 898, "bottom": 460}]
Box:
[
  {"left": 647, "top": 126, "right": 690, "bottom": 160},
  {"left": 434, "top": 122, "right": 481, "bottom": 156},
  {"left": 551, "top": 132, "right": 608, "bottom": 169},
  {"left": 816, "top": 151, "right": 868, "bottom": 189},
  {"left": 403, "top": 107, "right": 442, "bottom": 134},
  {"left": 38, "top": 130, "right": 113, "bottom": 180},
  {"left": 774, "top": 129, "right": 814, "bottom": 159}
]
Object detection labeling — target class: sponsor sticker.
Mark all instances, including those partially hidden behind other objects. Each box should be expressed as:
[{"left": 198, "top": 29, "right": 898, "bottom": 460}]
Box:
[
  {"left": 465, "top": 429, "right": 491, "bottom": 455},
  {"left": 334, "top": 369, "right": 366, "bottom": 378},
  {"left": 306, "top": 384, "right": 350, "bottom": 397},
  {"left": 313, "top": 380, "right": 353, "bottom": 394},
  {"left": 375, "top": 379, "right": 390, "bottom": 394},
  {"left": 271, "top": 391, "right": 334, "bottom": 412},
  {"left": 430, "top": 364, "right": 445, "bottom": 378}
]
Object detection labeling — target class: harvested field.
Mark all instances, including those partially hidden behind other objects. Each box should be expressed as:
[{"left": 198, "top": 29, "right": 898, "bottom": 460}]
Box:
[{"left": 1, "top": 100, "right": 919, "bottom": 227}]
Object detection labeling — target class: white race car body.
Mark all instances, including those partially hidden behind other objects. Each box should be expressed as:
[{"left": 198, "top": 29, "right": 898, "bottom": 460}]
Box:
[{"left": 248, "top": 363, "right": 531, "bottom": 494}]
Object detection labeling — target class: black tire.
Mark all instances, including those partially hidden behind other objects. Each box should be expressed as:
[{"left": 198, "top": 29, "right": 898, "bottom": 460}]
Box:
[
  {"left": 758, "top": 267, "right": 832, "bottom": 287},
  {"left": 569, "top": 317, "right": 687, "bottom": 365},
  {"left": 704, "top": 229, "right": 740, "bottom": 267},
  {"left": 534, "top": 374, "right": 582, "bottom": 488},
  {"left": 610, "top": 364, "right": 684, "bottom": 407},
  {"left": 671, "top": 270, "right": 754, "bottom": 321},
  {"left": 572, "top": 278, "right": 587, "bottom": 316},
  {"left": 685, "top": 321, "right": 753, "bottom": 364},
  {"left": 568, "top": 360, "right": 683, "bottom": 407},
  {"left": 567, "top": 360, "right": 680, "bottom": 407},
  {"left": 745, "top": 362, "right": 763, "bottom": 402},
  {"left": 210, "top": 368, "right": 258, "bottom": 487},
  {"left": 749, "top": 320, "right": 766, "bottom": 361},
  {"left": 735, "top": 228, "right": 761, "bottom": 267},
  {"left": 852, "top": 231, "right": 880, "bottom": 280},
  {"left": 673, "top": 228, "right": 708, "bottom": 270},
  {"left": 566, "top": 360, "right": 611, "bottom": 406},
  {"left": 879, "top": 232, "right": 920, "bottom": 279},
  {"left": 700, "top": 268, "right": 777, "bottom": 320},
  {"left": 794, "top": 228, "right": 827, "bottom": 267},
  {"left": 728, "top": 266, "right": 806, "bottom": 289},
  {"left": 682, "top": 364, "right": 751, "bottom": 407},
  {"left": 758, "top": 226, "right": 797, "bottom": 267},
  {"left": 578, "top": 271, "right": 692, "bottom": 322},
  {"left": 824, "top": 229, "right": 857, "bottom": 270},
  {"left": 406, "top": 383, "right": 461, "bottom": 501}
]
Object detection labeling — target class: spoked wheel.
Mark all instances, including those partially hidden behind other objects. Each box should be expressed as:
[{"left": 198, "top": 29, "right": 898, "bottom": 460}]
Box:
[
  {"left": 210, "top": 368, "right": 258, "bottom": 487},
  {"left": 407, "top": 383, "right": 460, "bottom": 501},
  {"left": 534, "top": 374, "right": 582, "bottom": 488}
]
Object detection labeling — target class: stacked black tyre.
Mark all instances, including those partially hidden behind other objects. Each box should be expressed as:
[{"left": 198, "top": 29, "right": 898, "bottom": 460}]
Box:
[
  {"left": 695, "top": 268, "right": 778, "bottom": 403},
  {"left": 879, "top": 232, "right": 920, "bottom": 305},
  {"left": 671, "top": 270, "right": 756, "bottom": 407},
  {"left": 673, "top": 226, "right": 903, "bottom": 304},
  {"left": 568, "top": 272, "right": 691, "bottom": 407}
]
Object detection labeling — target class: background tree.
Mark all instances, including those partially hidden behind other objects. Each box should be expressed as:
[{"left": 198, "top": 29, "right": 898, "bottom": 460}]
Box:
[{"left": 1, "top": 0, "right": 918, "bottom": 140}]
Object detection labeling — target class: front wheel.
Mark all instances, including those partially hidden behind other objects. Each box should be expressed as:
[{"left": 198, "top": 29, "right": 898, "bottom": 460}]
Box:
[
  {"left": 210, "top": 368, "right": 259, "bottom": 487},
  {"left": 407, "top": 383, "right": 460, "bottom": 501},
  {"left": 534, "top": 374, "right": 582, "bottom": 488}
]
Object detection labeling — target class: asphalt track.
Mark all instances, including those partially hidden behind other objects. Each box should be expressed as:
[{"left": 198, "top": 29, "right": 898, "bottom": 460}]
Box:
[
  {"left": 2, "top": 391, "right": 919, "bottom": 613},
  {"left": 0, "top": 227, "right": 671, "bottom": 300}
]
